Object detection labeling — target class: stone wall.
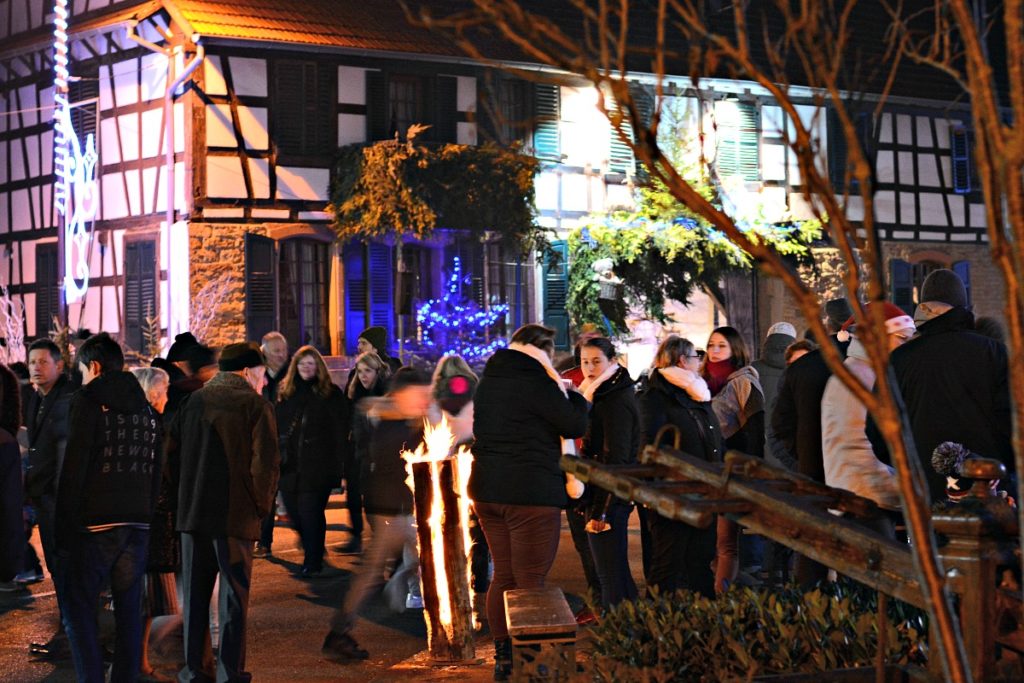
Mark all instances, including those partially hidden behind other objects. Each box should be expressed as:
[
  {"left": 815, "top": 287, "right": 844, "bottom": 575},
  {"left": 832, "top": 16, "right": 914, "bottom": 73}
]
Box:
[
  {"left": 189, "top": 222, "right": 270, "bottom": 348},
  {"left": 756, "top": 240, "right": 1006, "bottom": 340}
]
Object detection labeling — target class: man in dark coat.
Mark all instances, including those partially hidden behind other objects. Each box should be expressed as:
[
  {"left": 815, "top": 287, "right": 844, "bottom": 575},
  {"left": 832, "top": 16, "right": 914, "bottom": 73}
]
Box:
[
  {"left": 23, "top": 338, "right": 75, "bottom": 658},
  {"left": 882, "top": 269, "right": 1013, "bottom": 500},
  {"left": 771, "top": 298, "right": 851, "bottom": 587},
  {"left": 168, "top": 342, "right": 279, "bottom": 683},
  {"left": 751, "top": 322, "right": 796, "bottom": 469},
  {"left": 256, "top": 330, "right": 289, "bottom": 558},
  {"left": 356, "top": 325, "right": 402, "bottom": 372},
  {"left": 55, "top": 333, "right": 162, "bottom": 682}
]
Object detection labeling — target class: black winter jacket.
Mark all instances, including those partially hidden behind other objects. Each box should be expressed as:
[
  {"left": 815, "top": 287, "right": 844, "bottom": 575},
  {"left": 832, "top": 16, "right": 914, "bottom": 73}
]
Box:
[
  {"left": 167, "top": 372, "right": 280, "bottom": 540},
  {"left": 55, "top": 371, "right": 162, "bottom": 548},
  {"left": 884, "top": 306, "right": 1013, "bottom": 499},
  {"left": 752, "top": 333, "right": 793, "bottom": 468},
  {"left": 582, "top": 366, "right": 641, "bottom": 517},
  {"left": 639, "top": 369, "right": 723, "bottom": 464},
  {"left": 470, "top": 349, "right": 589, "bottom": 508},
  {"left": 276, "top": 379, "right": 347, "bottom": 493},
  {"left": 354, "top": 398, "right": 422, "bottom": 516},
  {"left": 24, "top": 374, "right": 74, "bottom": 498}
]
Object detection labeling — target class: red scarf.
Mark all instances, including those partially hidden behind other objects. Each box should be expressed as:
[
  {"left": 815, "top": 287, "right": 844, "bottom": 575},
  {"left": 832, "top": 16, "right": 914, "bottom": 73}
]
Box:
[{"left": 703, "top": 359, "right": 735, "bottom": 397}]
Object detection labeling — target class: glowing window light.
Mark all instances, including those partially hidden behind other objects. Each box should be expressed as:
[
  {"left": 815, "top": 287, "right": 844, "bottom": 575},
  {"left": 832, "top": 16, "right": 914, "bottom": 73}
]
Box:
[{"left": 53, "top": 0, "right": 98, "bottom": 304}]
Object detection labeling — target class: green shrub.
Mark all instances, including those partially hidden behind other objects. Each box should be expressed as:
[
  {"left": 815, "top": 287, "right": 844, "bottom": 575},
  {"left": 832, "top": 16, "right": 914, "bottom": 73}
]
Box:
[{"left": 586, "top": 581, "right": 927, "bottom": 682}]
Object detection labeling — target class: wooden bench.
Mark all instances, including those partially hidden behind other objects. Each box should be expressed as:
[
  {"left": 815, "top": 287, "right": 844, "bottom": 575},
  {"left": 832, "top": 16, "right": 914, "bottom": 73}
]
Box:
[{"left": 504, "top": 587, "right": 578, "bottom": 681}]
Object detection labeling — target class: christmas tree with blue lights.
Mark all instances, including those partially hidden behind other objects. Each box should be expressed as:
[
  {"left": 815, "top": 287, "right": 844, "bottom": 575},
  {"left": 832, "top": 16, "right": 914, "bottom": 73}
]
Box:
[{"left": 410, "top": 256, "right": 509, "bottom": 364}]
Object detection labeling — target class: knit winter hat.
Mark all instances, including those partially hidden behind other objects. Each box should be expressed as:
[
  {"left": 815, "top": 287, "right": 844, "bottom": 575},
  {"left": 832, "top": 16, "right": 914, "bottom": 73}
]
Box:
[
  {"left": 838, "top": 302, "right": 916, "bottom": 341},
  {"left": 766, "top": 322, "right": 797, "bottom": 339},
  {"left": 824, "top": 298, "right": 854, "bottom": 331},
  {"left": 184, "top": 344, "right": 216, "bottom": 374},
  {"left": 359, "top": 326, "right": 388, "bottom": 354},
  {"left": 919, "top": 268, "right": 968, "bottom": 308},
  {"left": 218, "top": 342, "right": 265, "bottom": 371},
  {"left": 167, "top": 331, "right": 199, "bottom": 362}
]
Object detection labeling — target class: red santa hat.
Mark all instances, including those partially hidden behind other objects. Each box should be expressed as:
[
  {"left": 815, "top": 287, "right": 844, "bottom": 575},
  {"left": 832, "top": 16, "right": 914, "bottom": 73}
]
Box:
[{"left": 837, "top": 302, "right": 915, "bottom": 342}]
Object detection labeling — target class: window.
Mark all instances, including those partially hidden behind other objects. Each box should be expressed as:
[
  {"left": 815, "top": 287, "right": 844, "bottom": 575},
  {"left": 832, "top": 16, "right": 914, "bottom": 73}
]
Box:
[
  {"left": 279, "top": 239, "right": 331, "bottom": 352},
  {"left": 271, "top": 60, "right": 334, "bottom": 158},
  {"left": 367, "top": 73, "right": 457, "bottom": 143},
  {"left": 542, "top": 240, "right": 570, "bottom": 351},
  {"left": 123, "top": 239, "right": 157, "bottom": 352},
  {"left": 388, "top": 75, "right": 425, "bottom": 139},
  {"left": 490, "top": 78, "right": 531, "bottom": 146},
  {"left": 35, "top": 243, "right": 59, "bottom": 338},
  {"left": 828, "top": 109, "right": 873, "bottom": 191},
  {"left": 890, "top": 257, "right": 971, "bottom": 314},
  {"left": 716, "top": 100, "right": 759, "bottom": 181}
]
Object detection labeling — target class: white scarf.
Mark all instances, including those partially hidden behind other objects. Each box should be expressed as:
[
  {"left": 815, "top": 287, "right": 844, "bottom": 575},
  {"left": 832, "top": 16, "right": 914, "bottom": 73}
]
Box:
[
  {"left": 507, "top": 342, "right": 585, "bottom": 499},
  {"left": 578, "top": 362, "right": 622, "bottom": 403},
  {"left": 658, "top": 366, "right": 711, "bottom": 402}
]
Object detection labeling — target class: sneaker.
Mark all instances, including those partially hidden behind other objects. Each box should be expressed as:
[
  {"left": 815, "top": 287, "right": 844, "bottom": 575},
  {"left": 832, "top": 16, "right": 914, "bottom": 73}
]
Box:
[
  {"left": 405, "top": 593, "right": 424, "bottom": 610},
  {"left": 14, "top": 568, "right": 44, "bottom": 584},
  {"left": 253, "top": 543, "right": 271, "bottom": 559},
  {"left": 322, "top": 630, "right": 369, "bottom": 661}
]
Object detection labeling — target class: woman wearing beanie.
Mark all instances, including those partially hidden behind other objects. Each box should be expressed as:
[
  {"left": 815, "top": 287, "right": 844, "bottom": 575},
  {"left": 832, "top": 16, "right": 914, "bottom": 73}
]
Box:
[
  {"left": 276, "top": 346, "right": 347, "bottom": 577},
  {"left": 638, "top": 335, "right": 720, "bottom": 596},
  {"left": 703, "top": 326, "right": 765, "bottom": 593},
  {"left": 470, "top": 324, "right": 589, "bottom": 681},
  {"left": 821, "top": 303, "right": 914, "bottom": 537},
  {"left": 577, "top": 337, "right": 640, "bottom": 609}
]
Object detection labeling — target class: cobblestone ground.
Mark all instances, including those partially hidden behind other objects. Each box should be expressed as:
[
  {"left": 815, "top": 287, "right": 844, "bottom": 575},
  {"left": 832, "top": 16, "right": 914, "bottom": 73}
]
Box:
[{"left": 0, "top": 493, "right": 643, "bottom": 682}]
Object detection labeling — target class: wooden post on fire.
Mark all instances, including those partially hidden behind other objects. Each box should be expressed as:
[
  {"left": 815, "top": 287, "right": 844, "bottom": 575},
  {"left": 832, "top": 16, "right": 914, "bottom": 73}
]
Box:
[{"left": 410, "top": 458, "right": 475, "bottom": 662}]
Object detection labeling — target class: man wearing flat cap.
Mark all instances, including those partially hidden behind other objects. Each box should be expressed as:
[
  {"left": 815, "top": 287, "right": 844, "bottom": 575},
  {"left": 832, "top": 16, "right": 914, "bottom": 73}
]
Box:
[{"left": 167, "top": 342, "right": 280, "bottom": 683}]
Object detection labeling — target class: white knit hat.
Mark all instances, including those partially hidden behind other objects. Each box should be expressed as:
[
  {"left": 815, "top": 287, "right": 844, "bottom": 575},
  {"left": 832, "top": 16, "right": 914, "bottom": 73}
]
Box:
[{"left": 766, "top": 322, "right": 797, "bottom": 338}]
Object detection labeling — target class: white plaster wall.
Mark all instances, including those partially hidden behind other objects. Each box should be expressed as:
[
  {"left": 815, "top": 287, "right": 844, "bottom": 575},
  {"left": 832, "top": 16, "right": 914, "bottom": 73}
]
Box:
[
  {"left": 238, "top": 107, "right": 268, "bottom": 150},
  {"left": 277, "top": 166, "right": 329, "bottom": 201},
  {"left": 875, "top": 190, "right": 896, "bottom": 223},
  {"left": 970, "top": 204, "right": 986, "bottom": 229},
  {"left": 249, "top": 159, "right": 271, "bottom": 199},
  {"left": 140, "top": 53, "right": 168, "bottom": 102},
  {"left": 916, "top": 116, "right": 933, "bottom": 147},
  {"left": 559, "top": 86, "right": 608, "bottom": 168},
  {"left": 204, "top": 57, "right": 229, "bottom": 97},
  {"left": 167, "top": 219, "right": 190, "bottom": 338},
  {"left": 761, "top": 143, "right": 786, "bottom": 182},
  {"left": 897, "top": 151, "right": 914, "bottom": 184},
  {"left": 919, "top": 193, "right": 946, "bottom": 225},
  {"left": 896, "top": 114, "right": 913, "bottom": 144},
  {"left": 899, "top": 191, "right": 916, "bottom": 225},
  {"left": 918, "top": 153, "right": 940, "bottom": 187},
  {"left": 878, "top": 113, "right": 893, "bottom": 143},
  {"left": 338, "top": 114, "right": 366, "bottom": 145},
  {"left": 339, "top": 66, "right": 367, "bottom": 105},
  {"left": 206, "top": 104, "right": 236, "bottom": 147},
  {"left": 229, "top": 57, "right": 267, "bottom": 97},
  {"left": 876, "top": 150, "right": 894, "bottom": 183},
  {"left": 206, "top": 157, "right": 247, "bottom": 198}
]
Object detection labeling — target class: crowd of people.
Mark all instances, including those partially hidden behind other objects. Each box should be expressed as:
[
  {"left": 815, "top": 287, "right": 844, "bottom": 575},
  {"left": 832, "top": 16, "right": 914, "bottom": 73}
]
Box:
[{"left": 0, "top": 266, "right": 1014, "bottom": 682}]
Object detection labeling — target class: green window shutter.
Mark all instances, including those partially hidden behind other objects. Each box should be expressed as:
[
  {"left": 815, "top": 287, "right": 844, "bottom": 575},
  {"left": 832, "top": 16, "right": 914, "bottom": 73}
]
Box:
[
  {"left": 245, "top": 233, "right": 277, "bottom": 343},
  {"left": 607, "top": 98, "right": 634, "bottom": 175},
  {"left": 631, "top": 84, "right": 655, "bottom": 177},
  {"left": 717, "top": 102, "right": 759, "bottom": 181},
  {"left": 533, "top": 83, "right": 560, "bottom": 161},
  {"left": 890, "top": 258, "right": 914, "bottom": 315},
  {"left": 542, "top": 240, "right": 570, "bottom": 351},
  {"left": 950, "top": 126, "right": 972, "bottom": 194}
]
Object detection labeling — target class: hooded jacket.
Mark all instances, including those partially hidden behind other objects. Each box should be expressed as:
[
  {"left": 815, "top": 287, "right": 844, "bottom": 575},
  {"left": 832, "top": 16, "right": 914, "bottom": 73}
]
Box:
[
  {"left": 24, "top": 373, "right": 74, "bottom": 498},
  {"left": 276, "top": 378, "right": 347, "bottom": 493},
  {"left": 820, "top": 339, "right": 899, "bottom": 509},
  {"left": 55, "top": 371, "right": 161, "bottom": 547},
  {"left": 582, "top": 365, "right": 641, "bottom": 515},
  {"left": 639, "top": 369, "right": 722, "bottom": 463},
  {"left": 470, "top": 348, "right": 589, "bottom": 508},
  {"left": 167, "top": 372, "right": 280, "bottom": 540}
]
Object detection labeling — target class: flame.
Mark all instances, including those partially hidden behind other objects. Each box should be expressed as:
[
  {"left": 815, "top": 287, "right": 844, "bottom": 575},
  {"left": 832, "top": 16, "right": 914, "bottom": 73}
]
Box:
[{"left": 402, "top": 415, "right": 476, "bottom": 636}]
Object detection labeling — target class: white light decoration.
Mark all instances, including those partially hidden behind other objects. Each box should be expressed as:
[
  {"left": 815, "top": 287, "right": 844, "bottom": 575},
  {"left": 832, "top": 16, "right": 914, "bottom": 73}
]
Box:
[{"left": 53, "top": 0, "right": 98, "bottom": 303}]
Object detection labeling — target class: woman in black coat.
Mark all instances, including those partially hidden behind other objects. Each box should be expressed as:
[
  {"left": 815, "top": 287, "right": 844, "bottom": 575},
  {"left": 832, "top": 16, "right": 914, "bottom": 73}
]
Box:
[
  {"left": 471, "top": 324, "right": 589, "bottom": 681},
  {"left": 578, "top": 337, "right": 640, "bottom": 608},
  {"left": 276, "top": 346, "right": 347, "bottom": 577},
  {"left": 639, "top": 335, "right": 722, "bottom": 598}
]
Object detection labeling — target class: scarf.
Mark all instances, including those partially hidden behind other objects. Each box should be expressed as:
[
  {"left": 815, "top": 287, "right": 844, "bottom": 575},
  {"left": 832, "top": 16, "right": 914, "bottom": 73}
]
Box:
[
  {"left": 578, "top": 363, "right": 622, "bottom": 403},
  {"left": 704, "top": 359, "right": 735, "bottom": 397},
  {"left": 658, "top": 366, "right": 711, "bottom": 402},
  {"left": 508, "top": 342, "right": 584, "bottom": 499}
]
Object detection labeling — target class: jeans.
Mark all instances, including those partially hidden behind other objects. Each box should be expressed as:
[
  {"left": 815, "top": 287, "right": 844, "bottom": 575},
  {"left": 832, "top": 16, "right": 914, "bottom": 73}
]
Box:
[
  {"left": 280, "top": 486, "right": 332, "bottom": 572},
  {"left": 646, "top": 511, "right": 716, "bottom": 598},
  {"left": 587, "top": 504, "right": 637, "bottom": 608},
  {"left": 330, "top": 513, "right": 419, "bottom": 635},
  {"left": 565, "top": 502, "right": 601, "bottom": 603},
  {"left": 474, "top": 502, "right": 561, "bottom": 639},
  {"left": 61, "top": 527, "right": 149, "bottom": 683},
  {"left": 180, "top": 533, "right": 253, "bottom": 683}
]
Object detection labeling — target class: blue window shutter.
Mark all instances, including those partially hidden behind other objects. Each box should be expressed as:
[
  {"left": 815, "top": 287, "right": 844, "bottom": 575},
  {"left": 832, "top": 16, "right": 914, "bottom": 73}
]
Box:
[
  {"left": 890, "top": 258, "right": 914, "bottom": 315},
  {"left": 533, "top": 83, "right": 560, "bottom": 161},
  {"left": 542, "top": 240, "right": 570, "bottom": 351},
  {"left": 951, "top": 126, "right": 972, "bottom": 194},
  {"left": 367, "top": 243, "right": 394, "bottom": 352},
  {"left": 953, "top": 260, "right": 972, "bottom": 308},
  {"left": 343, "top": 244, "right": 367, "bottom": 354},
  {"left": 718, "top": 102, "right": 759, "bottom": 181}
]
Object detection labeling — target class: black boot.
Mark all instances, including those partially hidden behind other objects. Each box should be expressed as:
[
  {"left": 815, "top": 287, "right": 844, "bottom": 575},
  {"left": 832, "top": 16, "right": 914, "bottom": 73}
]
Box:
[{"left": 493, "top": 638, "right": 512, "bottom": 681}]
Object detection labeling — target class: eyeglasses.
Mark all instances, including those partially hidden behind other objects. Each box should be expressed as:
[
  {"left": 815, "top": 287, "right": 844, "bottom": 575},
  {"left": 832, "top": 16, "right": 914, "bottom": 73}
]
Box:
[{"left": 687, "top": 350, "right": 706, "bottom": 359}]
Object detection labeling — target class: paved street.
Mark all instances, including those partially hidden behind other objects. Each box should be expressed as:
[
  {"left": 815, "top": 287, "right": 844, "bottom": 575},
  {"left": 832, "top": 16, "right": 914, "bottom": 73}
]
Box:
[{"left": 1, "top": 493, "right": 641, "bottom": 682}]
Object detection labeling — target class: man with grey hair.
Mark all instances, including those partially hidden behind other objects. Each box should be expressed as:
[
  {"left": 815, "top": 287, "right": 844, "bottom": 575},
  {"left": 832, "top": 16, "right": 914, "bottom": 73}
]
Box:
[{"left": 257, "top": 331, "right": 289, "bottom": 559}]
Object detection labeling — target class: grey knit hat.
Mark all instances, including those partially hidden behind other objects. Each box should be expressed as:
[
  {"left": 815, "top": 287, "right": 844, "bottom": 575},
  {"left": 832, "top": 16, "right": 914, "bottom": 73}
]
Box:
[{"left": 919, "top": 269, "right": 968, "bottom": 308}]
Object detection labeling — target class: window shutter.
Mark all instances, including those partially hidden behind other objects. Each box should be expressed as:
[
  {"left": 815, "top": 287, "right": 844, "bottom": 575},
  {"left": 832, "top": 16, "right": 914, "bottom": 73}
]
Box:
[
  {"left": 343, "top": 244, "right": 368, "bottom": 354},
  {"left": 433, "top": 75, "right": 458, "bottom": 143},
  {"left": 533, "top": 83, "right": 560, "bottom": 161},
  {"left": 890, "top": 258, "right": 914, "bottom": 315},
  {"left": 123, "top": 240, "right": 156, "bottom": 351},
  {"left": 367, "top": 243, "right": 394, "bottom": 351},
  {"left": 274, "top": 61, "right": 307, "bottom": 153},
  {"left": 952, "top": 260, "right": 972, "bottom": 308},
  {"left": 631, "top": 83, "right": 655, "bottom": 177},
  {"left": 542, "top": 240, "right": 570, "bottom": 351},
  {"left": 35, "top": 243, "right": 59, "bottom": 337},
  {"left": 366, "top": 70, "right": 388, "bottom": 141},
  {"left": 245, "top": 233, "right": 277, "bottom": 343},
  {"left": 607, "top": 98, "right": 634, "bottom": 175},
  {"left": 951, "top": 126, "right": 972, "bottom": 194},
  {"left": 827, "top": 108, "right": 848, "bottom": 190},
  {"left": 717, "top": 102, "right": 759, "bottom": 181},
  {"left": 69, "top": 75, "right": 99, "bottom": 146}
]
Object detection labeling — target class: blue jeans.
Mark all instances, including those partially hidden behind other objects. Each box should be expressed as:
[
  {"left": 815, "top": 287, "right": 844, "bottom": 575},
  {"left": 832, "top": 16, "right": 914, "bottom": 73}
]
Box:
[
  {"left": 587, "top": 504, "right": 637, "bottom": 608},
  {"left": 180, "top": 533, "right": 253, "bottom": 683},
  {"left": 61, "top": 526, "right": 149, "bottom": 683},
  {"left": 280, "top": 486, "right": 332, "bottom": 572}
]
